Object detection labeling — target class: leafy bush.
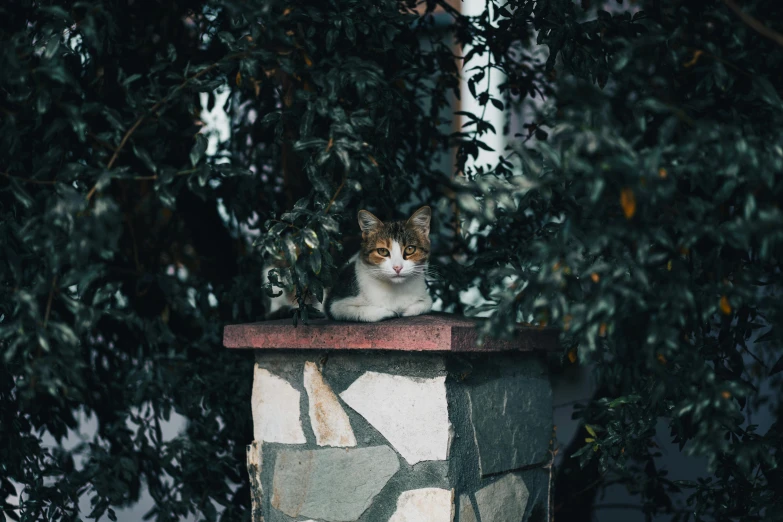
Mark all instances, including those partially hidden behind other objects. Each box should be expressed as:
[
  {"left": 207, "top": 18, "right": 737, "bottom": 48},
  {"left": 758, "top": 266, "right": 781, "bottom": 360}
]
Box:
[{"left": 1, "top": 0, "right": 781, "bottom": 520}]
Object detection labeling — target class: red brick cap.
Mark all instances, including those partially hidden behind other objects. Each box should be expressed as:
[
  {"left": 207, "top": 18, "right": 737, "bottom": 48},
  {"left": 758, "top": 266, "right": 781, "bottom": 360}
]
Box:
[{"left": 223, "top": 313, "right": 558, "bottom": 352}]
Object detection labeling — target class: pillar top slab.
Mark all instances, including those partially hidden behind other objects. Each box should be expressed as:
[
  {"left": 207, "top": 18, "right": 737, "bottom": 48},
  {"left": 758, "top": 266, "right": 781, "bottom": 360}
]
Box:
[{"left": 223, "top": 313, "right": 558, "bottom": 352}]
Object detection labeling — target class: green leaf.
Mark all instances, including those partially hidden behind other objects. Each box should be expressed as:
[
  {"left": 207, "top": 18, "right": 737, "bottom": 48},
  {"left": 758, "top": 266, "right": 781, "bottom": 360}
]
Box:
[
  {"left": 770, "top": 355, "right": 783, "bottom": 376},
  {"left": 302, "top": 228, "right": 319, "bottom": 249},
  {"left": 610, "top": 47, "right": 631, "bottom": 72},
  {"left": 133, "top": 145, "right": 157, "bottom": 174},
  {"left": 190, "top": 134, "right": 208, "bottom": 167},
  {"left": 754, "top": 76, "right": 783, "bottom": 109},
  {"left": 44, "top": 36, "right": 61, "bottom": 59},
  {"left": 261, "top": 111, "right": 281, "bottom": 126},
  {"left": 283, "top": 237, "right": 298, "bottom": 265},
  {"left": 309, "top": 249, "right": 322, "bottom": 275}
]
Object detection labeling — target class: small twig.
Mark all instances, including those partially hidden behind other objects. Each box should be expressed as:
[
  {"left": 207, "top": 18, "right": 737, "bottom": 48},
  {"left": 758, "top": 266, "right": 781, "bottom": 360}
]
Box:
[
  {"left": 741, "top": 344, "right": 767, "bottom": 370},
  {"left": 435, "top": 0, "right": 462, "bottom": 18},
  {"left": 43, "top": 275, "right": 57, "bottom": 328},
  {"left": 126, "top": 216, "right": 141, "bottom": 273},
  {"left": 324, "top": 176, "right": 346, "bottom": 214},
  {"left": 687, "top": 47, "right": 753, "bottom": 78},
  {"left": 85, "top": 168, "right": 199, "bottom": 200},
  {"left": 133, "top": 168, "right": 198, "bottom": 181},
  {"left": 87, "top": 131, "right": 118, "bottom": 152},
  {"left": 724, "top": 0, "right": 783, "bottom": 47},
  {"left": 594, "top": 503, "right": 646, "bottom": 510},
  {"left": 87, "top": 51, "right": 250, "bottom": 201},
  {"left": 2, "top": 166, "right": 196, "bottom": 187},
  {"left": 1, "top": 171, "right": 58, "bottom": 185},
  {"left": 270, "top": 218, "right": 301, "bottom": 231}
]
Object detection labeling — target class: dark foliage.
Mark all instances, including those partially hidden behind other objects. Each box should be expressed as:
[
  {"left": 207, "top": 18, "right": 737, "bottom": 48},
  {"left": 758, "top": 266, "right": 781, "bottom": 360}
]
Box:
[{"left": 1, "top": 0, "right": 781, "bottom": 521}]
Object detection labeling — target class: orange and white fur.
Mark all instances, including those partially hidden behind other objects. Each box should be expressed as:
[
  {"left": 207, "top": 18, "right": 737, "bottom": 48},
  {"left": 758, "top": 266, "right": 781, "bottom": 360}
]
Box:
[
  {"left": 264, "top": 206, "right": 433, "bottom": 322},
  {"left": 324, "top": 206, "right": 433, "bottom": 322}
]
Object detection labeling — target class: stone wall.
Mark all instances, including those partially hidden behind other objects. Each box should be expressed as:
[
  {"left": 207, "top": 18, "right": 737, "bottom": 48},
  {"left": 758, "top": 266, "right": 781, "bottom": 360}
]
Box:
[{"left": 247, "top": 350, "right": 553, "bottom": 522}]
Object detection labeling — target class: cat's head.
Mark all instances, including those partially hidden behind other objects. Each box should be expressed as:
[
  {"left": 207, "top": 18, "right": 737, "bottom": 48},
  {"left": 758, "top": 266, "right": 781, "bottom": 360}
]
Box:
[{"left": 357, "top": 206, "right": 431, "bottom": 284}]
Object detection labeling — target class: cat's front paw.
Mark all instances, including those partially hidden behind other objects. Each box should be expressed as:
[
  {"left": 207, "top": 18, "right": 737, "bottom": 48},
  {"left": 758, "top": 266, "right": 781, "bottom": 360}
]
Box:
[
  {"left": 357, "top": 306, "right": 398, "bottom": 323},
  {"left": 401, "top": 299, "right": 433, "bottom": 318}
]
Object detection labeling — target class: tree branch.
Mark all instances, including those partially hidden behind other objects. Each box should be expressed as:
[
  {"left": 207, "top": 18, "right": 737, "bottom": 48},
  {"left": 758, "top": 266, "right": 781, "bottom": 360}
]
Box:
[
  {"left": 594, "top": 503, "right": 646, "bottom": 510},
  {"left": 724, "top": 0, "right": 783, "bottom": 47},
  {"left": 1, "top": 171, "right": 58, "bottom": 185},
  {"left": 435, "top": 0, "right": 462, "bottom": 19},
  {"left": 43, "top": 275, "right": 57, "bottom": 328},
  {"left": 324, "top": 176, "right": 346, "bottom": 214},
  {"left": 87, "top": 51, "right": 250, "bottom": 201}
]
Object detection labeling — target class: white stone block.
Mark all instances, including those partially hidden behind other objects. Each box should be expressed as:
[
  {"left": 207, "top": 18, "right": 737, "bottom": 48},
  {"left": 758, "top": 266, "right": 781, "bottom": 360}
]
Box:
[
  {"left": 339, "top": 372, "right": 451, "bottom": 465},
  {"left": 388, "top": 488, "right": 454, "bottom": 522},
  {"left": 251, "top": 366, "right": 306, "bottom": 444},
  {"left": 304, "top": 361, "right": 357, "bottom": 447}
]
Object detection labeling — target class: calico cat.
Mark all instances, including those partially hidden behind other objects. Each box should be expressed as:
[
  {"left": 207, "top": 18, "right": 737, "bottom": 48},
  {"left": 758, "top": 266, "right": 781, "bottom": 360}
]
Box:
[{"left": 324, "top": 206, "right": 433, "bottom": 322}]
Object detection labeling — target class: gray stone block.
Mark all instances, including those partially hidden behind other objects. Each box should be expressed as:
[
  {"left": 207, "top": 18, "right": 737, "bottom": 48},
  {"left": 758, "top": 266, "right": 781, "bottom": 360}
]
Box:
[
  {"left": 458, "top": 494, "right": 478, "bottom": 522},
  {"left": 474, "top": 473, "right": 530, "bottom": 522},
  {"left": 270, "top": 445, "right": 400, "bottom": 522},
  {"left": 467, "top": 356, "right": 552, "bottom": 476}
]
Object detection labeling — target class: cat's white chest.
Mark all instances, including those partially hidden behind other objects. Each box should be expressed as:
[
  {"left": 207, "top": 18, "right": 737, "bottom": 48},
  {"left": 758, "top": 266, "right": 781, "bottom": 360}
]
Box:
[
  {"left": 362, "top": 278, "right": 424, "bottom": 312},
  {"left": 355, "top": 261, "right": 429, "bottom": 313}
]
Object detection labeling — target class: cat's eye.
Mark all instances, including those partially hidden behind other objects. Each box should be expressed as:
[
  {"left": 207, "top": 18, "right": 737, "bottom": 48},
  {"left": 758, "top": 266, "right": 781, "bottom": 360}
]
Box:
[
  {"left": 376, "top": 248, "right": 390, "bottom": 257},
  {"left": 404, "top": 246, "right": 417, "bottom": 255}
]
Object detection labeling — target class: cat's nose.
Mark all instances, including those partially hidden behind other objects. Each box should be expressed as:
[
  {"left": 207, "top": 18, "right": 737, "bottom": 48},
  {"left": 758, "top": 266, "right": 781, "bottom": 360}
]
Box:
[{"left": 393, "top": 265, "right": 403, "bottom": 274}]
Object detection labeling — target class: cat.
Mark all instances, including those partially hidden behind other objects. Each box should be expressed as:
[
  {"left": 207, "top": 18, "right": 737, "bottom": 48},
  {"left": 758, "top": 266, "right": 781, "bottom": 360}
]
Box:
[
  {"left": 324, "top": 206, "right": 433, "bottom": 322},
  {"left": 263, "top": 206, "right": 433, "bottom": 322}
]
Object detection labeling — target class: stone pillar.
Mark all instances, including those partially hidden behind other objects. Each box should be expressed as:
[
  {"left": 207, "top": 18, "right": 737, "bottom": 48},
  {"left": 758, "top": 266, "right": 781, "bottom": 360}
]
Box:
[{"left": 224, "top": 315, "right": 557, "bottom": 522}]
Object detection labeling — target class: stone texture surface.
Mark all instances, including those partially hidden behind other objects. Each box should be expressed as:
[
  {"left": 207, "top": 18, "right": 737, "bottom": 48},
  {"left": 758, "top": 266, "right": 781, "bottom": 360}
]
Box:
[
  {"left": 467, "top": 356, "right": 552, "bottom": 475},
  {"left": 340, "top": 372, "right": 451, "bottom": 465},
  {"left": 237, "top": 339, "right": 555, "bottom": 522},
  {"left": 270, "top": 445, "right": 399, "bottom": 522},
  {"left": 458, "top": 495, "right": 477, "bottom": 522},
  {"left": 304, "top": 361, "right": 357, "bottom": 447},
  {"left": 474, "top": 473, "right": 530, "bottom": 522},
  {"left": 246, "top": 442, "right": 264, "bottom": 522},
  {"left": 252, "top": 367, "right": 306, "bottom": 444},
  {"left": 224, "top": 313, "right": 558, "bottom": 352},
  {"left": 387, "top": 488, "right": 454, "bottom": 522}
]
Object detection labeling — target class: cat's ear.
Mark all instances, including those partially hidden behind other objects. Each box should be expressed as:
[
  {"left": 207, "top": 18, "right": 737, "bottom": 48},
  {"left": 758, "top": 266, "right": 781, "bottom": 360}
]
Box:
[
  {"left": 406, "top": 206, "right": 431, "bottom": 235},
  {"left": 358, "top": 210, "right": 383, "bottom": 238}
]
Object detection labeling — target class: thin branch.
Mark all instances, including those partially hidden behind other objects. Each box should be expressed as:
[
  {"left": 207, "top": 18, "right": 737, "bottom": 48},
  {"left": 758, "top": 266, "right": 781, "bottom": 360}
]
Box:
[
  {"left": 689, "top": 48, "right": 753, "bottom": 78},
  {"left": 1, "top": 171, "right": 58, "bottom": 185},
  {"left": 324, "top": 176, "right": 346, "bottom": 214},
  {"left": 594, "top": 503, "right": 645, "bottom": 510},
  {"left": 435, "top": 0, "right": 462, "bottom": 19},
  {"left": 132, "top": 168, "right": 198, "bottom": 181},
  {"left": 724, "top": 0, "right": 783, "bottom": 47},
  {"left": 87, "top": 51, "right": 250, "bottom": 201},
  {"left": 43, "top": 276, "right": 58, "bottom": 328},
  {"left": 741, "top": 343, "right": 767, "bottom": 370},
  {"left": 125, "top": 216, "right": 141, "bottom": 273},
  {"left": 270, "top": 218, "right": 301, "bottom": 231},
  {"left": 87, "top": 131, "right": 118, "bottom": 152}
]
